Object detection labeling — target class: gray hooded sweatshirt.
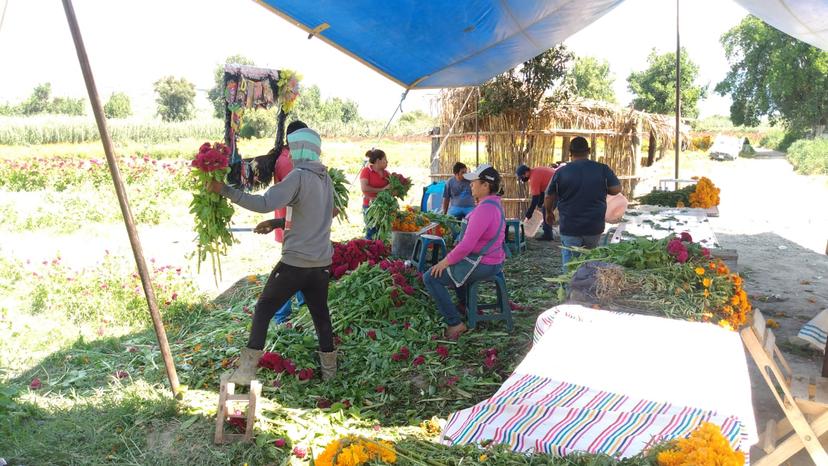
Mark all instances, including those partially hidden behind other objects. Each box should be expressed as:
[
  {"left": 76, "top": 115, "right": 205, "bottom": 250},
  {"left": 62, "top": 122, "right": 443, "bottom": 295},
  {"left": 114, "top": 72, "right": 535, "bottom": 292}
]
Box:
[{"left": 220, "top": 160, "right": 333, "bottom": 268}]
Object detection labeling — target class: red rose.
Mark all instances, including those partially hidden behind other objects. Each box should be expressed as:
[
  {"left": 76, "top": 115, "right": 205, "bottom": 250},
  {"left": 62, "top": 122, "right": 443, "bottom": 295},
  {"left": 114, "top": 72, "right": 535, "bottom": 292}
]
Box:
[
  {"left": 367, "top": 330, "right": 377, "bottom": 340},
  {"left": 680, "top": 232, "right": 693, "bottom": 242},
  {"left": 445, "top": 376, "right": 460, "bottom": 387},
  {"left": 436, "top": 345, "right": 449, "bottom": 360},
  {"left": 375, "top": 385, "right": 386, "bottom": 393},
  {"left": 293, "top": 446, "right": 307, "bottom": 458},
  {"left": 412, "top": 355, "right": 425, "bottom": 367},
  {"left": 316, "top": 398, "right": 332, "bottom": 409},
  {"left": 283, "top": 358, "right": 297, "bottom": 375},
  {"left": 30, "top": 377, "right": 42, "bottom": 390},
  {"left": 297, "top": 368, "right": 314, "bottom": 381},
  {"left": 274, "top": 438, "right": 286, "bottom": 448}
]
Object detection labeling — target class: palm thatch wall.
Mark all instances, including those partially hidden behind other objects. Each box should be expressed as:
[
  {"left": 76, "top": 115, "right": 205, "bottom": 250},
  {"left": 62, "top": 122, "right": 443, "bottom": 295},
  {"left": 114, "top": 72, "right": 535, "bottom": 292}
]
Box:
[{"left": 432, "top": 89, "right": 678, "bottom": 218}]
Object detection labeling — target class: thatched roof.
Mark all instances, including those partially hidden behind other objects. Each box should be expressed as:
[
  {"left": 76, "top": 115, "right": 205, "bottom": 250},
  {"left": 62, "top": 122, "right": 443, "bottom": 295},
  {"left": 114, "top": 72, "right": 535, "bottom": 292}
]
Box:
[{"left": 438, "top": 89, "right": 679, "bottom": 144}]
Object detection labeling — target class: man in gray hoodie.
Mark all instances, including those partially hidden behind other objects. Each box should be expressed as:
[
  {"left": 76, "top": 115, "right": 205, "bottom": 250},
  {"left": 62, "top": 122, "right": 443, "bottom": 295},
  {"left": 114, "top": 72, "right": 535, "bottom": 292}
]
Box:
[{"left": 207, "top": 127, "right": 337, "bottom": 384}]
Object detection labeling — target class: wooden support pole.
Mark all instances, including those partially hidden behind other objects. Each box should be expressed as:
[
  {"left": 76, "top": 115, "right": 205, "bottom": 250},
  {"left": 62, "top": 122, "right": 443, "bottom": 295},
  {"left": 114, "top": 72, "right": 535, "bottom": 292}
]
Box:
[
  {"left": 62, "top": 0, "right": 180, "bottom": 396},
  {"left": 561, "top": 136, "right": 570, "bottom": 161},
  {"left": 675, "top": 0, "right": 682, "bottom": 189}
]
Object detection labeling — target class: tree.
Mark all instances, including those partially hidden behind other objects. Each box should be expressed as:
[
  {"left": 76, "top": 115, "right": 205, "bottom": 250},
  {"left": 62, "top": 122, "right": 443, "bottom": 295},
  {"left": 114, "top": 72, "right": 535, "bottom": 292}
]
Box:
[
  {"left": 104, "top": 92, "right": 133, "bottom": 119},
  {"left": 207, "top": 55, "right": 256, "bottom": 118},
  {"left": 570, "top": 56, "right": 617, "bottom": 103},
  {"left": 153, "top": 76, "right": 196, "bottom": 122},
  {"left": 20, "top": 83, "right": 53, "bottom": 115},
  {"left": 627, "top": 48, "right": 707, "bottom": 118},
  {"left": 478, "top": 45, "right": 574, "bottom": 158},
  {"left": 50, "top": 97, "right": 85, "bottom": 116},
  {"left": 716, "top": 16, "right": 828, "bottom": 137}
]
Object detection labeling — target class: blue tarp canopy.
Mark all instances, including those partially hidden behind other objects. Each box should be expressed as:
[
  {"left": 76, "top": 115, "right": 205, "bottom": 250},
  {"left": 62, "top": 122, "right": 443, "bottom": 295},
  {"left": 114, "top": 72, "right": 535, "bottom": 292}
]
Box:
[
  {"left": 254, "top": 0, "right": 828, "bottom": 90},
  {"left": 254, "top": 0, "right": 625, "bottom": 89}
]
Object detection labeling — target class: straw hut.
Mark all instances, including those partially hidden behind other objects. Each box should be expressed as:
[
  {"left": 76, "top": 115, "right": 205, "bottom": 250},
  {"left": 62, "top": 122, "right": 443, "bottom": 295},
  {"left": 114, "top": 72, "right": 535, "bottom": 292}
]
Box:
[{"left": 431, "top": 89, "right": 678, "bottom": 218}]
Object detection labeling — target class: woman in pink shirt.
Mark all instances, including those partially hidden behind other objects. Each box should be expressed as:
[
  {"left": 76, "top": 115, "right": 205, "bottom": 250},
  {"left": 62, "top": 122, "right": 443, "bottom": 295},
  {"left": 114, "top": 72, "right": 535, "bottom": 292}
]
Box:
[{"left": 424, "top": 164, "right": 505, "bottom": 339}]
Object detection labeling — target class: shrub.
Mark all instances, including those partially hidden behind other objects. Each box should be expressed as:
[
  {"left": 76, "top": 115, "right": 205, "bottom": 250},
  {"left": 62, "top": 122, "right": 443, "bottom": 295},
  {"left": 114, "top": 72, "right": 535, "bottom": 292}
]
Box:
[
  {"left": 239, "top": 108, "right": 277, "bottom": 139},
  {"left": 104, "top": 92, "right": 132, "bottom": 119},
  {"left": 787, "top": 138, "right": 828, "bottom": 175}
]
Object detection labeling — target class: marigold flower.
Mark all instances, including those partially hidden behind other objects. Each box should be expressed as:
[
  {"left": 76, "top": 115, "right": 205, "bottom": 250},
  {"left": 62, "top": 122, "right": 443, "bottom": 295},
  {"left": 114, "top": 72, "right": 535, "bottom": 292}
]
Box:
[
  {"left": 702, "top": 278, "right": 712, "bottom": 288},
  {"left": 695, "top": 267, "right": 705, "bottom": 276}
]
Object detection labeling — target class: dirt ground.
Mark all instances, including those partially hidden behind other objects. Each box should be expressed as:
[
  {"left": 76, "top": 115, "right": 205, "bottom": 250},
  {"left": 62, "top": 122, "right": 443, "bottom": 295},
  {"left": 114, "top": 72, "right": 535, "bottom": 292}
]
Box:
[
  {"left": 3, "top": 147, "right": 828, "bottom": 463},
  {"left": 637, "top": 148, "right": 828, "bottom": 465}
]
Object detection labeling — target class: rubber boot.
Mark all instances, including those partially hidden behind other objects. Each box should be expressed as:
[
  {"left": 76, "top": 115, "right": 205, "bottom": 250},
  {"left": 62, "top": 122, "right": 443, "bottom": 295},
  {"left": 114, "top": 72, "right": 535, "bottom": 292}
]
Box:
[
  {"left": 318, "top": 350, "right": 337, "bottom": 381},
  {"left": 228, "top": 347, "right": 264, "bottom": 385}
]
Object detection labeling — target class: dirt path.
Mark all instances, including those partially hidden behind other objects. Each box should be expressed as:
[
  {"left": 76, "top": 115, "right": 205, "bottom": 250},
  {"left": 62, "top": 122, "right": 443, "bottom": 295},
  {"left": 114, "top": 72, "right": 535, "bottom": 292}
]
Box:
[{"left": 640, "top": 148, "right": 828, "bottom": 464}]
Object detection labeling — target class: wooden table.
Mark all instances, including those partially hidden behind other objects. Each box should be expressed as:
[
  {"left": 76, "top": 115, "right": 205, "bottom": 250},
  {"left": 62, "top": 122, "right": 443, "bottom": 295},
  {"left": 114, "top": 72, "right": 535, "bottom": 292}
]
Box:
[{"left": 610, "top": 209, "right": 719, "bottom": 249}]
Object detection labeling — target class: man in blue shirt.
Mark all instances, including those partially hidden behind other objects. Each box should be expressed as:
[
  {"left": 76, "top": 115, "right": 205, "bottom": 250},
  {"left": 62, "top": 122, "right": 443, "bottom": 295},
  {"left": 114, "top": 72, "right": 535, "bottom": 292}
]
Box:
[
  {"left": 545, "top": 137, "right": 621, "bottom": 271},
  {"left": 442, "top": 162, "right": 475, "bottom": 219}
]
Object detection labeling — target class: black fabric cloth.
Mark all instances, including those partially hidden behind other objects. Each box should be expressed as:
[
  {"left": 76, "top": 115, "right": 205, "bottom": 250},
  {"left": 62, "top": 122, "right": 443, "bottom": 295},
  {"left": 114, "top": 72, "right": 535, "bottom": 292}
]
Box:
[
  {"left": 547, "top": 159, "right": 620, "bottom": 236},
  {"left": 247, "top": 262, "right": 334, "bottom": 352}
]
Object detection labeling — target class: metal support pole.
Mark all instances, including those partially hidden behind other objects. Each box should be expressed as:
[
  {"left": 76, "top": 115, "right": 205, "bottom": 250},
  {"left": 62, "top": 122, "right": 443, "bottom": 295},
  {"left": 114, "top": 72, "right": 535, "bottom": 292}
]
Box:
[
  {"left": 61, "top": 0, "right": 180, "bottom": 396},
  {"left": 675, "top": 0, "right": 681, "bottom": 189},
  {"left": 475, "top": 87, "right": 480, "bottom": 166}
]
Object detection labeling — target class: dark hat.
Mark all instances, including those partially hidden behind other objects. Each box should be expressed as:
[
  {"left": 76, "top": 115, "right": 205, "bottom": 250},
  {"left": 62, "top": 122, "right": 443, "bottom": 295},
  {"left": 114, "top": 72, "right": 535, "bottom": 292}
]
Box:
[
  {"left": 463, "top": 163, "right": 501, "bottom": 183},
  {"left": 515, "top": 164, "right": 530, "bottom": 179},
  {"left": 570, "top": 136, "right": 590, "bottom": 154}
]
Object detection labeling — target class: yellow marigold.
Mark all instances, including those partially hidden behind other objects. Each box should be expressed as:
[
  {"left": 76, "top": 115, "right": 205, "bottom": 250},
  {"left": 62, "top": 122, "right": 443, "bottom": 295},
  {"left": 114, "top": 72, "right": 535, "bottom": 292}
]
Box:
[
  {"left": 479, "top": 454, "right": 489, "bottom": 462},
  {"left": 315, "top": 439, "right": 342, "bottom": 466},
  {"left": 337, "top": 444, "right": 370, "bottom": 466},
  {"left": 694, "top": 267, "right": 705, "bottom": 276},
  {"left": 246, "top": 275, "right": 259, "bottom": 283},
  {"left": 731, "top": 295, "right": 740, "bottom": 306},
  {"left": 364, "top": 440, "right": 397, "bottom": 463},
  {"left": 718, "top": 320, "right": 734, "bottom": 331},
  {"left": 767, "top": 318, "right": 780, "bottom": 329},
  {"left": 702, "top": 278, "right": 711, "bottom": 288},
  {"left": 703, "top": 289, "right": 710, "bottom": 298},
  {"left": 657, "top": 422, "right": 744, "bottom": 466}
]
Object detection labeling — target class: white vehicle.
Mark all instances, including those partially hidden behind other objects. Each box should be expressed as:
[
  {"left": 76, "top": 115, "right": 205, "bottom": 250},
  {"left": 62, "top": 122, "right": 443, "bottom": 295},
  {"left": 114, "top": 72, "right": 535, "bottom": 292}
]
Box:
[{"left": 708, "top": 135, "right": 743, "bottom": 161}]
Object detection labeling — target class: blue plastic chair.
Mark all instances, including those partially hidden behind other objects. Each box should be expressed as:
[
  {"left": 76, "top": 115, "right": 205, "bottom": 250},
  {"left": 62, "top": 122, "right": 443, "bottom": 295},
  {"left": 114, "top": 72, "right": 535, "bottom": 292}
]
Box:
[
  {"left": 465, "top": 271, "right": 513, "bottom": 331},
  {"left": 504, "top": 219, "right": 527, "bottom": 255},
  {"left": 421, "top": 181, "right": 446, "bottom": 213},
  {"left": 410, "top": 234, "right": 447, "bottom": 272}
]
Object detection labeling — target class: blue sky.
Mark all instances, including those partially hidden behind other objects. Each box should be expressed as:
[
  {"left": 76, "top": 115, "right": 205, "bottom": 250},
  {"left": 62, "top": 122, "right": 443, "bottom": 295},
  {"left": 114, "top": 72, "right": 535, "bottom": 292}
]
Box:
[{"left": 0, "top": 0, "right": 747, "bottom": 120}]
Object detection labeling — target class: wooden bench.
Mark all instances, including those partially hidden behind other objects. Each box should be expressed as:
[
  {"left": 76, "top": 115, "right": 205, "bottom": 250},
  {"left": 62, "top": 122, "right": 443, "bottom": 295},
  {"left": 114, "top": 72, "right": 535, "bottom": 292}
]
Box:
[{"left": 741, "top": 310, "right": 828, "bottom": 464}]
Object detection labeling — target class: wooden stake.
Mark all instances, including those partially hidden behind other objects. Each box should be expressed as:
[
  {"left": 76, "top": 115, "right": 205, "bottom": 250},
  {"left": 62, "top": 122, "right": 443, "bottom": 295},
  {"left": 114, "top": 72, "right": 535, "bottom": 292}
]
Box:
[{"left": 61, "top": 0, "right": 180, "bottom": 396}]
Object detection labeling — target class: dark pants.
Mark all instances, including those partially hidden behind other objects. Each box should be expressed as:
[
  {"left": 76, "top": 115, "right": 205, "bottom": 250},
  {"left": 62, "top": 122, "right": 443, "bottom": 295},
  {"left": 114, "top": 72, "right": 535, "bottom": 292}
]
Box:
[
  {"left": 529, "top": 194, "right": 553, "bottom": 239},
  {"left": 247, "top": 262, "right": 334, "bottom": 352}
]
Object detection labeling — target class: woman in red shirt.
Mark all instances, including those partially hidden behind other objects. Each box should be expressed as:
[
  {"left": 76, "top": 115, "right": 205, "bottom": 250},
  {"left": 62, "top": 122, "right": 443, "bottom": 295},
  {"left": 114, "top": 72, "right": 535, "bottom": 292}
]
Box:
[{"left": 359, "top": 149, "right": 390, "bottom": 239}]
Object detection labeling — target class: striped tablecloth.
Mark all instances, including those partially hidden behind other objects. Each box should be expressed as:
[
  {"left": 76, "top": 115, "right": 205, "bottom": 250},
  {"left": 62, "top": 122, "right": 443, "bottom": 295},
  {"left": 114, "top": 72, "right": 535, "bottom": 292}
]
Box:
[{"left": 442, "top": 305, "right": 757, "bottom": 459}]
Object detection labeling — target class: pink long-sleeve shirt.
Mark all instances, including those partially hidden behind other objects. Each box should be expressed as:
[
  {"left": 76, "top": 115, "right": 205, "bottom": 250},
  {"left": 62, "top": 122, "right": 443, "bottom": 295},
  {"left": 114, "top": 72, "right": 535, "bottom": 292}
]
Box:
[{"left": 445, "top": 195, "right": 505, "bottom": 266}]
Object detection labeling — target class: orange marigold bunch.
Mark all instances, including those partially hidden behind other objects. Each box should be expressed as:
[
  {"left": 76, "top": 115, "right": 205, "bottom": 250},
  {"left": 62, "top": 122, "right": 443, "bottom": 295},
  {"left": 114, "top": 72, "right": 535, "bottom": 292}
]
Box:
[
  {"left": 315, "top": 436, "right": 397, "bottom": 466},
  {"left": 697, "top": 259, "right": 751, "bottom": 331},
  {"left": 657, "top": 422, "right": 745, "bottom": 466},
  {"left": 391, "top": 207, "right": 429, "bottom": 232},
  {"left": 689, "top": 177, "right": 720, "bottom": 208}
]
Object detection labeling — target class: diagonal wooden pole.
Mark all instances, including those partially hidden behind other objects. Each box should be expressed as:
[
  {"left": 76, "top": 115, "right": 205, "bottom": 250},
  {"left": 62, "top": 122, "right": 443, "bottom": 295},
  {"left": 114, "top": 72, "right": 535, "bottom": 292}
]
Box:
[{"left": 61, "top": 0, "right": 180, "bottom": 396}]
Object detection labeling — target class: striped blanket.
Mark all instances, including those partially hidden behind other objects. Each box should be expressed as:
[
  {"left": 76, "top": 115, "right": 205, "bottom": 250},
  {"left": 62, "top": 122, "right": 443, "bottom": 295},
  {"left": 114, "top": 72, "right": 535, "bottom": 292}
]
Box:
[
  {"left": 797, "top": 308, "right": 828, "bottom": 352},
  {"left": 442, "top": 305, "right": 757, "bottom": 460}
]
